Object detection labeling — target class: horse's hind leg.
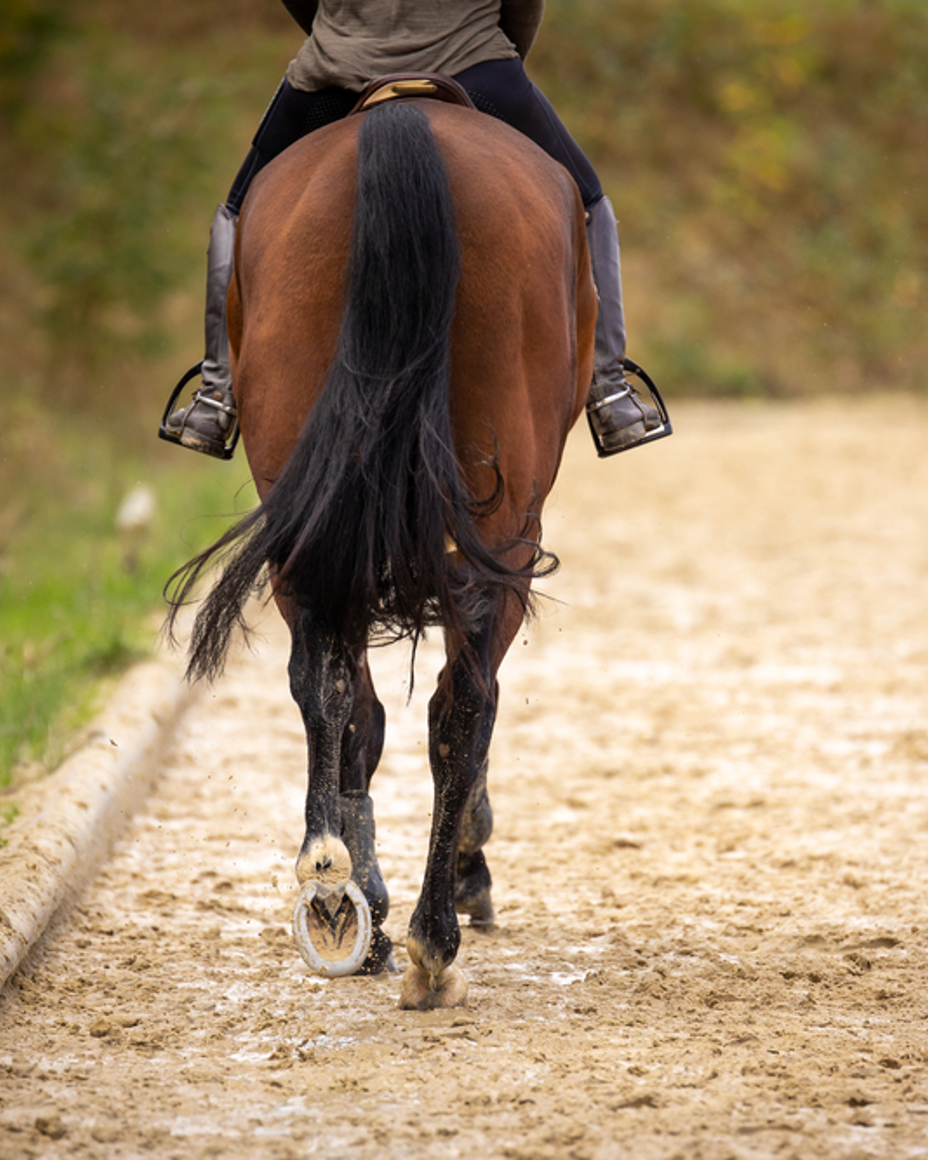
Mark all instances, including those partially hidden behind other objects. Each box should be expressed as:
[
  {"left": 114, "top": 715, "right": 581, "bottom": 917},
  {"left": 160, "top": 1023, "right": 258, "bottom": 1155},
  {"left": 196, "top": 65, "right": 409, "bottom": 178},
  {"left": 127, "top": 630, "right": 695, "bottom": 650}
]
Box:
[
  {"left": 288, "top": 607, "right": 353, "bottom": 890},
  {"left": 399, "top": 650, "right": 494, "bottom": 1009},
  {"left": 400, "top": 599, "right": 519, "bottom": 1010},
  {"left": 287, "top": 608, "right": 390, "bottom": 975}
]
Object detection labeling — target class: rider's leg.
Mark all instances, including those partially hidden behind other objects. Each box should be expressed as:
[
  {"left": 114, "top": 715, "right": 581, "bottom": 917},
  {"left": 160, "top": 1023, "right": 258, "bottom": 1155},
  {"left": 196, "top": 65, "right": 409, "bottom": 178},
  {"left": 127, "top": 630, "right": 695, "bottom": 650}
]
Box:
[
  {"left": 585, "top": 193, "right": 664, "bottom": 454},
  {"left": 163, "top": 203, "right": 238, "bottom": 456},
  {"left": 165, "top": 81, "right": 358, "bottom": 456},
  {"left": 453, "top": 58, "right": 667, "bottom": 455}
]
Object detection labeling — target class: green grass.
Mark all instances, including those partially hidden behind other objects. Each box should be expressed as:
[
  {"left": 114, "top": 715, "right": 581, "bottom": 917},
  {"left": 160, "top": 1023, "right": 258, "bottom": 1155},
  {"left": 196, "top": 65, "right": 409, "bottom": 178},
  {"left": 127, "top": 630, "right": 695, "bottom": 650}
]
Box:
[{"left": 0, "top": 413, "right": 255, "bottom": 789}]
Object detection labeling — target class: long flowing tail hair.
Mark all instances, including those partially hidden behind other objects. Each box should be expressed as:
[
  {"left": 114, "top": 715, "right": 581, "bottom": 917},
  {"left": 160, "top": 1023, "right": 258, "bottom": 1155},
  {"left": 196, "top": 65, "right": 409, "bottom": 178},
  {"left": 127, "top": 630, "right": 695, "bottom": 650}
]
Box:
[{"left": 166, "top": 102, "right": 555, "bottom": 683}]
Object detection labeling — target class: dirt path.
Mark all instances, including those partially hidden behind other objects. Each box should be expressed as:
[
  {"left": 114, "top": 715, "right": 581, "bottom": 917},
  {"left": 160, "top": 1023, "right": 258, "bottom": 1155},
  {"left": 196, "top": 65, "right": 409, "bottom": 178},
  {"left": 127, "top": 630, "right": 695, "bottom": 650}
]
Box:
[{"left": 3, "top": 397, "right": 928, "bottom": 1159}]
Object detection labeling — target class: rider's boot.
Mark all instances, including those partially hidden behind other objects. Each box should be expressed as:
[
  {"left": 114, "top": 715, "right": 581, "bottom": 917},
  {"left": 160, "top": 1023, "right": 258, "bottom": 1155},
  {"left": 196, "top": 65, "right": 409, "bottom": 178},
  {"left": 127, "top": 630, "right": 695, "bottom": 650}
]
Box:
[
  {"left": 164, "top": 204, "right": 239, "bottom": 457},
  {"left": 585, "top": 196, "right": 669, "bottom": 456}
]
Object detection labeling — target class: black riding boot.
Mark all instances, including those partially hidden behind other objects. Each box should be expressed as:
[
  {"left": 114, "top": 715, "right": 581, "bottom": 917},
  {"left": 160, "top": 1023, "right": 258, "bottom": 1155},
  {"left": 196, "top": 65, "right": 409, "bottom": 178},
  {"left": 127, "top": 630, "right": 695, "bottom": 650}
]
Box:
[
  {"left": 164, "top": 204, "right": 239, "bottom": 458},
  {"left": 585, "top": 196, "right": 670, "bottom": 456}
]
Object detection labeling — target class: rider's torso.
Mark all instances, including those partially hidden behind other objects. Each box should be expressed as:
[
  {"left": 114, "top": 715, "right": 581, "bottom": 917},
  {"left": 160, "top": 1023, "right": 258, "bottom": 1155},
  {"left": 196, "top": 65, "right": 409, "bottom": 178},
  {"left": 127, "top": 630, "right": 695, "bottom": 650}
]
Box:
[{"left": 287, "top": 0, "right": 518, "bottom": 93}]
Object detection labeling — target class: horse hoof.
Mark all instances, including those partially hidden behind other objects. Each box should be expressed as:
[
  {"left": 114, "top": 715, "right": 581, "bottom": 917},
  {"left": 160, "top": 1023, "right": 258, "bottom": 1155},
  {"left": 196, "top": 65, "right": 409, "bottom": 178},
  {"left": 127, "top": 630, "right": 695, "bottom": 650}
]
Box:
[
  {"left": 457, "top": 888, "right": 495, "bottom": 927},
  {"left": 398, "top": 962, "right": 468, "bottom": 1010},
  {"left": 455, "top": 850, "right": 494, "bottom": 925},
  {"left": 292, "top": 880, "right": 372, "bottom": 977}
]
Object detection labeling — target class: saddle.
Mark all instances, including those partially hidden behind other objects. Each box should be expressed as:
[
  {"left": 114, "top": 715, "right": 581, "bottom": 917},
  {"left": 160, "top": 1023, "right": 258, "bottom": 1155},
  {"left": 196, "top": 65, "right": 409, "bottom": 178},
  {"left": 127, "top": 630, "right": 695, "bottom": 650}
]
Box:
[{"left": 350, "top": 73, "right": 477, "bottom": 115}]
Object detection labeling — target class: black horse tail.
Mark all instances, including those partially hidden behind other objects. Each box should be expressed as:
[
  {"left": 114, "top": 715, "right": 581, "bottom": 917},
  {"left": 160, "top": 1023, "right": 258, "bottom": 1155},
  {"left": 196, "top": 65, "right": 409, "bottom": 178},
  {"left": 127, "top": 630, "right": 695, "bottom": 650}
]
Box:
[{"left": 167, "top": 102, "right": 554, "bottom": 683}]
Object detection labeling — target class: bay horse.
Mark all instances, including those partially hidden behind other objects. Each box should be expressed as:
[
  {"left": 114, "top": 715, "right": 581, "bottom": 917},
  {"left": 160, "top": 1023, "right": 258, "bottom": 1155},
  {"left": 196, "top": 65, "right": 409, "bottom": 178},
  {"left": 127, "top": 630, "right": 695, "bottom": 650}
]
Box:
[{"left": 168, "top": 91, "right": 596, "bottom": 1009}]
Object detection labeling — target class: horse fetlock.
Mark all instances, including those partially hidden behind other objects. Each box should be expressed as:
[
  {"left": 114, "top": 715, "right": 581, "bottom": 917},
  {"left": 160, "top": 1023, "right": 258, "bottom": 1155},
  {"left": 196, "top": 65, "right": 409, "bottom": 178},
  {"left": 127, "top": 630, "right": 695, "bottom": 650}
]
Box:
[
  {"left": 404, "top": 930, "right": 459, "bottom": 978},
  {"left": 355, "top": 927, "right": 398, "bottom": 976},
  {"left": 331, "top": 793, "right": 394, "bottom": 974}
]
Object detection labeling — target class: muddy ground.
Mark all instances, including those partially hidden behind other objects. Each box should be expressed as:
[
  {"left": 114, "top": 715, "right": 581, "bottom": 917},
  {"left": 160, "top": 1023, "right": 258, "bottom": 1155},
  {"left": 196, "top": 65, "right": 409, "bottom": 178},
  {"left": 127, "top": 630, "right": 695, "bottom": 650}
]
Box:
[{"left": 2, "top": 397, "right": 928, "bottom": 1159}]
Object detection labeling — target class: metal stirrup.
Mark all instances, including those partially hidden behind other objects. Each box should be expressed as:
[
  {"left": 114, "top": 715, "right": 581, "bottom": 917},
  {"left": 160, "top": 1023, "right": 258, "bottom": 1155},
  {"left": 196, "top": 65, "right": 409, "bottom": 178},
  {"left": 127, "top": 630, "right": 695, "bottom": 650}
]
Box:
[
  {"left": 586, "top": 381, "right": 634, "bottom": 412},
  {"left": 189, "top": 389, "right": 237, "bottom": 417},
  {"left": 158, "top": 363, "right": 241, "bottom": 460}
]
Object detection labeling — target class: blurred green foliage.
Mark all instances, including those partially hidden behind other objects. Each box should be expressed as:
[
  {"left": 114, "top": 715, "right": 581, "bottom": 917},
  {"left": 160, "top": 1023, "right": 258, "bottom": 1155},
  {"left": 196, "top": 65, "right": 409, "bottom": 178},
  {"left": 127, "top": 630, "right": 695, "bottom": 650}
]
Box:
[
  {"left": 25, "top": 52, "right": 216, "bottom": 374},
  {"left": 0, "top": 0, "right": 283, "bottom": 786},
  {"left": 0, "top": 0, "right": 67, "bottom": 112},
  {"left": 0, "top": 417, "right": 255, "bottom": 785},
  {"left": 534, "top": 0, "right": 928, "bottom": 394},
  {"left": 2, "top": 22, "right": 233, "bottom": 393}
]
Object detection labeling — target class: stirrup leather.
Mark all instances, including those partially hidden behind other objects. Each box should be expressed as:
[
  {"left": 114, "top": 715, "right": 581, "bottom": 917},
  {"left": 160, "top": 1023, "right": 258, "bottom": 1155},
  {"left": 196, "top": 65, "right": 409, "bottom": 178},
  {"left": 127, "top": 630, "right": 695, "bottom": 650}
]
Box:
[{"left": 158, "top": 363, "right": 241, "bottom": 461}]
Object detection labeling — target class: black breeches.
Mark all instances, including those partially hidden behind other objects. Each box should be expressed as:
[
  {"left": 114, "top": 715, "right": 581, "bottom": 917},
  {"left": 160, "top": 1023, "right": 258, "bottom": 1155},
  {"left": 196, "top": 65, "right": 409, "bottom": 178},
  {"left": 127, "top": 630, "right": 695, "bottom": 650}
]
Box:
[
  {"left": 226, "top": 81, "right": 358, "bottom": 213},
  {"left": 226, "top": 58, "right": 603, "bottom": 215},
  {"left": 452, "top": 58, "right": 603, "bottom": 208}
]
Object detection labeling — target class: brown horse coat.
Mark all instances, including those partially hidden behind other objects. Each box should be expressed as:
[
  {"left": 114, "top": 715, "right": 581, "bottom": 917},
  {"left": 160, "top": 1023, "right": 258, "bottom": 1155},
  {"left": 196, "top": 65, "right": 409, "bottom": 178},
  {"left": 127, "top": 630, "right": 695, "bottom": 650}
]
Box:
[{"left": 229, "top": 101, "right": 595, "bottom": 583}]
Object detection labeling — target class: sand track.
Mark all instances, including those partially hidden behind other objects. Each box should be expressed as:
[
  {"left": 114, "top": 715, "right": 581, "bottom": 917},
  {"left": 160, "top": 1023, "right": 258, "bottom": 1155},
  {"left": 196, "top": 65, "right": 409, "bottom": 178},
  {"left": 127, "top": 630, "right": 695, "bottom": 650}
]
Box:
[{"left": 3, "top": 397, "right": 928, "bottom": 1159}]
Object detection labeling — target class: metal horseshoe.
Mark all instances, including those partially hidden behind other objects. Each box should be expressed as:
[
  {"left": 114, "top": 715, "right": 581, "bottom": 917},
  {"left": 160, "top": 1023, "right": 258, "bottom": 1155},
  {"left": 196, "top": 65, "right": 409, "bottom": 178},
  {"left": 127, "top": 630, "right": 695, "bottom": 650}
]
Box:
[{"left": 292, "top": 880, "right": 373, "bottom": 977}]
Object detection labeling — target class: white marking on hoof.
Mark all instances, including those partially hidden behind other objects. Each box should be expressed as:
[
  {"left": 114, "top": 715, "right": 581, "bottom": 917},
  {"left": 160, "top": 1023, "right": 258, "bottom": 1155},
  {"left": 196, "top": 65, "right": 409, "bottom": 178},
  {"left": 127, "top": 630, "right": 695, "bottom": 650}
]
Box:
[
  {"left": 296, "top": 837, "right": 352, "bottom": 888},
  {"left": 398, "top": 961, "right": 469, "bottom": 1010}
]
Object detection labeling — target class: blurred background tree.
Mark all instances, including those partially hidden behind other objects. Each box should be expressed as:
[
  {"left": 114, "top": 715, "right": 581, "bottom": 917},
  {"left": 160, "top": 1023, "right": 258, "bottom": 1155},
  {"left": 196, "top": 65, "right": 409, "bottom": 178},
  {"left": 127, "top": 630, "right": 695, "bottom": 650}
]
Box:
[
  {"left": 0, "top": 0, "right": 292, "bottom": 422},
  {"left": 535, "top": 0, "right": 928, "bottom": 396},
  {"left": 0, "top": 0, "right": 925, "bottom": 783}
]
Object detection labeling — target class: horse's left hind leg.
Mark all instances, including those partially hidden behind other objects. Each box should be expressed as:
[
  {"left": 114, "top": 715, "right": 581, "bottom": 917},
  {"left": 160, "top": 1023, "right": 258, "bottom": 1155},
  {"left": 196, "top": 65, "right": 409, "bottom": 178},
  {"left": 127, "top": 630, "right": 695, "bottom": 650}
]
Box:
[
  {"left": 288, "top": 609, "right": 392, "bottom": 975},
  {"left": 288, "top": 607, "right": 352, "bottom": 892}
]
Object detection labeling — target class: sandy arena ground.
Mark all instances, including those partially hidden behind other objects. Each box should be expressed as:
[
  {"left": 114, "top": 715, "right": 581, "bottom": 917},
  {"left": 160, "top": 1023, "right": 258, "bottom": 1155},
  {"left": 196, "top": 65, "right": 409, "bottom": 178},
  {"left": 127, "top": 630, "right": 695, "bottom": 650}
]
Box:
[{"left": 2, "top": 397, "right": 928, "bottom": 1159}]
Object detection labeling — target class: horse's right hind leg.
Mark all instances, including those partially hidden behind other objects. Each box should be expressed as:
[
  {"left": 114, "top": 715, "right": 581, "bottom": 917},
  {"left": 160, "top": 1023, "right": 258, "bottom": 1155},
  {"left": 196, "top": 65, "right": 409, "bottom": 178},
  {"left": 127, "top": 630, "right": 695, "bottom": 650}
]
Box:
[
  {"left": 399, "top": 592, "right": 525, "bottom": 1009},
  {"left": 399, "top": 645, "right": 497, "bottom": 1010}
]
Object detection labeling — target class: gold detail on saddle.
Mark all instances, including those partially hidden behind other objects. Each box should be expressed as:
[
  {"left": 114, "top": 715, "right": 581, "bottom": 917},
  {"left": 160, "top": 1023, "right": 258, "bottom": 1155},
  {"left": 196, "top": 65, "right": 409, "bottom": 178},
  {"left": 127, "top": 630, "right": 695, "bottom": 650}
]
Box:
[
  {"left": 350, "top": 74, "right": 477, "bottom": 116},
  {"left": 361, "top": 80, "right": 438, "bottom": 109}
]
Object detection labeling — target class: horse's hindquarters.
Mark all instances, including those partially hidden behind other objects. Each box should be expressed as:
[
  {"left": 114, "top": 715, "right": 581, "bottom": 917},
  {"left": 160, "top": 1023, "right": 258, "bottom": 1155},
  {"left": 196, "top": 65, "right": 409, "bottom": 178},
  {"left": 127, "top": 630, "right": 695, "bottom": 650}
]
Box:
[{"left": 187, "top": 99, "right": 595, "bottom": 1007}]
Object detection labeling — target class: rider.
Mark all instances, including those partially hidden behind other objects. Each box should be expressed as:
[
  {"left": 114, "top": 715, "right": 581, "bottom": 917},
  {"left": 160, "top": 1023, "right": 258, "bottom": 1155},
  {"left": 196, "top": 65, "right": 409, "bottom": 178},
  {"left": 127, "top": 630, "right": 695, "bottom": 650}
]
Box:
[{"left": 164, "top": 0, "right": 670, "bottom": 459}]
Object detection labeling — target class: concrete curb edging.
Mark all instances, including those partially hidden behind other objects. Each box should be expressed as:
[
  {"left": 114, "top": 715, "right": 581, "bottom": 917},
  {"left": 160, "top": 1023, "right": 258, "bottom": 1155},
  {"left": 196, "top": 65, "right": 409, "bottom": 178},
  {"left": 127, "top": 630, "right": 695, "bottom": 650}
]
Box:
[{"left": 0, "top": 659, "right": 195, "bottom": 989}]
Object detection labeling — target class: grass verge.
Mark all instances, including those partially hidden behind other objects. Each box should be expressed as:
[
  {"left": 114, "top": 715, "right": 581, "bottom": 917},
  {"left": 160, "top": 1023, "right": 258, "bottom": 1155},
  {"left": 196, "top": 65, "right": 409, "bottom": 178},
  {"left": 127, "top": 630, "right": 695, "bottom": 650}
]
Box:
[{"left": 0, "top": 404, "right": 255, "bottom": 791}]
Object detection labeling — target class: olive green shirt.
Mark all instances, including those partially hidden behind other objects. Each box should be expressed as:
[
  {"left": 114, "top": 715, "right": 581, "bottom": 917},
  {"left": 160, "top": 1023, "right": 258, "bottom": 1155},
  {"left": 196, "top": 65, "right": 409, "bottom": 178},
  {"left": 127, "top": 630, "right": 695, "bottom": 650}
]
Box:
[{"left": 286, "top": 1, "right": 543, "bottom": 93}]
